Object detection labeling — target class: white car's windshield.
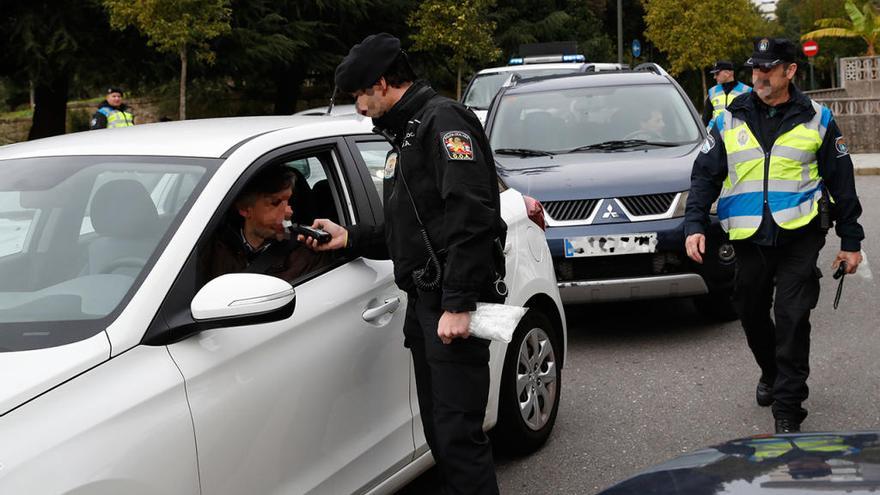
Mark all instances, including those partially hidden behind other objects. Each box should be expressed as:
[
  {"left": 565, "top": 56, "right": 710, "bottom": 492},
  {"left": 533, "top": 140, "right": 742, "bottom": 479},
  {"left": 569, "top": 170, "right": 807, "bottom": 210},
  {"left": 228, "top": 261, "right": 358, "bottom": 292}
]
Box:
[
  {"left": 463, "top": 68, "right": 581, "bottom": 110},
  {"left": 489, "top": 84, "right": 701, "bottom": 153},
  {"left": 0, "top": 156, "right": 218, "bottom": 351}
]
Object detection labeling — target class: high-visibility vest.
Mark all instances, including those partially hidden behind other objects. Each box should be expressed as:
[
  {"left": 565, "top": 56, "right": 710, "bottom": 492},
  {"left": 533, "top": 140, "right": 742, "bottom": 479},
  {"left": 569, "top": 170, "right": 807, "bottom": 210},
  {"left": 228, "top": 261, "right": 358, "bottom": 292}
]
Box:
[
  {"left": 98, "top": 107, "right": 134, "bottom": 128},
  {"left": 709, "top": 82, "right": 752, "bottom": 121},
  {"left": 714, "top": 100, "right": 831, "bottom": 240}
]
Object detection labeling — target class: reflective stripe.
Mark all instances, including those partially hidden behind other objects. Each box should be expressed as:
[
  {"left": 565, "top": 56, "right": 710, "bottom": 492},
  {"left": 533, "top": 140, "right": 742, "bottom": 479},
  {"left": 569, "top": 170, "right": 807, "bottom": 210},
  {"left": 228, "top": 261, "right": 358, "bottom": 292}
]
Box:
[
  {"left": 728, "top": 147, "right": 765, "bottom": 165},
  {"left": 772, "top": 145, "right": 816, "bottom": 166}
]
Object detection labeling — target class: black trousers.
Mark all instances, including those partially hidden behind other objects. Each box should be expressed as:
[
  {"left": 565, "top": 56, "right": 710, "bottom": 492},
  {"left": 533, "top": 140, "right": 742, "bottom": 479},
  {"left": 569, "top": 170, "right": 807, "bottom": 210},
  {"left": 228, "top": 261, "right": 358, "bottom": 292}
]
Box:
[
  {"left": 731, "top": 229, "right": 826, "bottom": 423},
  {"left": 403, "top": 289, "right": 499, "bottom": 495}
]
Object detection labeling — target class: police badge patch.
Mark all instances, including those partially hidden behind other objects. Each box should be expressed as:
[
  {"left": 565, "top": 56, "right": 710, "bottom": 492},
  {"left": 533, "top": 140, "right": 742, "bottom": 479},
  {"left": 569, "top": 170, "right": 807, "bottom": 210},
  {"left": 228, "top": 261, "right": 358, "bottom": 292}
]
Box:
[
  {"left": 442, "top": 131, "right": 475, "bottom": 161},
  {"left": 835, "top": 136, "right": 849, "bottom": 157},
  {"left": 384, "top": 151, "right": 398, "bottom": 179},
  {"left": 701, "top": 134, "right": 715, "bottom": 154},
  {"left": 737, "top": 128, "right": 749, "bottom": 147}
]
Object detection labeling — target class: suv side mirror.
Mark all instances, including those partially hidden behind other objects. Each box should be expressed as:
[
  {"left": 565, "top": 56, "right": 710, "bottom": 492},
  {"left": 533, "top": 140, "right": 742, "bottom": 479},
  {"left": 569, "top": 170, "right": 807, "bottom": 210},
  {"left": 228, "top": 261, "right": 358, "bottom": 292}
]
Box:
[{"left": 191, "top": 273, "right": 294, "bottom": 320}]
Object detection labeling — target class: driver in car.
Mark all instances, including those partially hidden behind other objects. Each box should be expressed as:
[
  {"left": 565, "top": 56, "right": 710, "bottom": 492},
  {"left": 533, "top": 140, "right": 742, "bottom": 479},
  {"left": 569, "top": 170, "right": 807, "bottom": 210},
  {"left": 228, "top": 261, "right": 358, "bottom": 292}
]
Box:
[{"left": 199, "top": 164, "right": 329, "bottom": 282}]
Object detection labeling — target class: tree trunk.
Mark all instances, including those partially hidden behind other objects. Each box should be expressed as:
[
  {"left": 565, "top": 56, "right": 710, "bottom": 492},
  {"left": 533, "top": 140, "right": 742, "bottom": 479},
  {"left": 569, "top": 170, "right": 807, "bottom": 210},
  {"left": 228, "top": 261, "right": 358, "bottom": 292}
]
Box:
[
  {"left": 457, "top": 65, "right": 462, "bottom": 100},
  {"left": 700, "top": 69, "right": 707, "bottom": 110},
  {"left": 867, "top": 41, "right": 875, "bottom": 57},
  {"left": 179, "top": 47, "right": 187, "bottom": 120},
  {"left": 273, "top": 65, "right": 306, "bottom": 115},
  {"left": 27, "top": 73, "right": 69, "bottom": 140}
]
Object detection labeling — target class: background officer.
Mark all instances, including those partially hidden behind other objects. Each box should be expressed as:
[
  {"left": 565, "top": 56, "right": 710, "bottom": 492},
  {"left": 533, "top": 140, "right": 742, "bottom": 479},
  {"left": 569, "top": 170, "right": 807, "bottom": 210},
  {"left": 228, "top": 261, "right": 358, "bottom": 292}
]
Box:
[
  {"left": 304, "top": 33, "right": 505, "bottom": 494},
  {"left": 90, "top": 87, "right": 134, "bottom": 129},
  {"left": 702, "top": 60, "right": 752, "bottom": 127},
  {"left": 684, "top": 37, "right": 864, "bottom": 434}
]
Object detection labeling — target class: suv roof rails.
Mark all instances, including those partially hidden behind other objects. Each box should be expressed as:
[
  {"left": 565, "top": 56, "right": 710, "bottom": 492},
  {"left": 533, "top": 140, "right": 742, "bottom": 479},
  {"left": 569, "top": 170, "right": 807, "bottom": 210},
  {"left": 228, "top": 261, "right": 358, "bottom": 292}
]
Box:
[{"left": 634, "top": 62, "right": 669, "bottom": 77}]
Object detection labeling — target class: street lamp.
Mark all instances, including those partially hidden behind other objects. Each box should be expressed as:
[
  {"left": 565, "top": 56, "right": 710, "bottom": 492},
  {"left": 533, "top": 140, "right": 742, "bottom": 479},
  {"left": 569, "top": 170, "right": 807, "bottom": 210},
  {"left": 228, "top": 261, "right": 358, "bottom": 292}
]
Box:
[{"left": 617, "top": 0, "right": 623, "bottom": 64}]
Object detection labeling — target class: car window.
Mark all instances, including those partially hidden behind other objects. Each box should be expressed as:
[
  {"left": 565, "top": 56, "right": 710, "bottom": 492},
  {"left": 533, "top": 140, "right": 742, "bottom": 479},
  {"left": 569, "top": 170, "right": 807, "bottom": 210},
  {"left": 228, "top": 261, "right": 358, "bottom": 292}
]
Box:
[
  {"left": 353, "top": 141, "right": 392, "bottom": 204},
  {"left": 463, "top": 68, "right": 581, "bottom": 109},
  {"left": 0, "top": 156, "right": 218, "bottom": 352},
  {"left": 286, "top": 157, "right": 327, "bottom": 187},
  {"left": 489, "top": 84, "right": 701, "bottom": 153},
  {"left": 0, "top": 191, "right": 38, "bottom": 257}
]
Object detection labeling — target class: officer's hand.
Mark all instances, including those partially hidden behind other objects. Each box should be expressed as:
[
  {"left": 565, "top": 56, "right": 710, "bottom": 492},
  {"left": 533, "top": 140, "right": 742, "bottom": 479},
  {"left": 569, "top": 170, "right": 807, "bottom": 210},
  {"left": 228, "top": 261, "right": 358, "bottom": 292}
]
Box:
[
  {"left": 685, "top": 233, "right": 706, "bottom": 264},
  {"left": 438, "top": 311, "right": 470, "bottom": 345},
  {"left": 833, "top": 250, "right": 862, "bottom": 275},
  {"left": 298, "top": 219, "right": 347, "bottom": 251}
]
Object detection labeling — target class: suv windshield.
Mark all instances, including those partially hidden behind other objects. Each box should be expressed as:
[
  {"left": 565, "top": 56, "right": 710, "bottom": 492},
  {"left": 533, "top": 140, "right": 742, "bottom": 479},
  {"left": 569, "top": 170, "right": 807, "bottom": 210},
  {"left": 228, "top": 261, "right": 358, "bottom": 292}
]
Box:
[
  {"left": 463, "top": 68, "right": 581, "bottom": 109},
  {"left": 489, "top": 83, "right": 701, "bottom": 153},
  {"left": 0, "top": 156, "right": 218, "bottom": 351}
]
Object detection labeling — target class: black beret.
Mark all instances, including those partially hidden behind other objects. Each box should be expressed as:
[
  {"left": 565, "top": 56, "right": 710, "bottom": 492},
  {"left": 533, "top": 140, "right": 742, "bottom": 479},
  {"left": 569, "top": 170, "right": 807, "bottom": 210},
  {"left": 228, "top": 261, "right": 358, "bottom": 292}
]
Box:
[
  {"left": 107, "top": 87, "right": 124, "bottom": 95},
  {"left": 710, "top": 60, "right": 735, "bottom": 73},
  {"left": 335, "top": 33, "right": 401, "bottom": 93}
]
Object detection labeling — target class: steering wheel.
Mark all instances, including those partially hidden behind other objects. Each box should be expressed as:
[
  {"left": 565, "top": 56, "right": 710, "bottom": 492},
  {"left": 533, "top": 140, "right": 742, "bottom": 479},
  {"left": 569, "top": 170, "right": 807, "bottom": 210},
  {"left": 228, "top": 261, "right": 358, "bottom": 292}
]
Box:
[
  {"left": 622, "top": 129, "right": 665, "bottom": 141},
  {"left": 99, "top": 257, "right": 147, "bottom": 274}
]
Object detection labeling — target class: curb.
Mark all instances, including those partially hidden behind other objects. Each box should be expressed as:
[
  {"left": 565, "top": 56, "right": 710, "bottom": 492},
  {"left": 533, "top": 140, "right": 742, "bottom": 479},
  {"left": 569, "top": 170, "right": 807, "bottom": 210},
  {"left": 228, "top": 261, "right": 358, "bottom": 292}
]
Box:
[{"left": 855, "top": 167, "right": 880, "bottom": 176}]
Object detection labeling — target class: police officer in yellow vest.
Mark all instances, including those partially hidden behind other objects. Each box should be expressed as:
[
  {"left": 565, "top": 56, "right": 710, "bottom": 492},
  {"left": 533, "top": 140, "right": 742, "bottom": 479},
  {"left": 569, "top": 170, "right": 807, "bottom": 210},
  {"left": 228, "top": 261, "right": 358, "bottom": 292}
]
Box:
[
  {"left": 702, "top": 60, "right": 752, "bottom": 127},
  {"left": 90, "top": 87, "right": 135, "bottom": 130},
  {"left": 684, "top": 38, "right": 864, "bottom": 434}
]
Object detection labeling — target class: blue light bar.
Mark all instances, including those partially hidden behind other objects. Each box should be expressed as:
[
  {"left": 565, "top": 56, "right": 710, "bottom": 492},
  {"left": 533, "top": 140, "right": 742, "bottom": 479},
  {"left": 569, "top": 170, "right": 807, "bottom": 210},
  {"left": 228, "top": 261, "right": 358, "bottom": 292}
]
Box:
[
  {"left": 508, "top": 57, "right": 524, "bottom": 65},
  {"left": 563, "top": 54, "right": 586, "bottom": 62}
]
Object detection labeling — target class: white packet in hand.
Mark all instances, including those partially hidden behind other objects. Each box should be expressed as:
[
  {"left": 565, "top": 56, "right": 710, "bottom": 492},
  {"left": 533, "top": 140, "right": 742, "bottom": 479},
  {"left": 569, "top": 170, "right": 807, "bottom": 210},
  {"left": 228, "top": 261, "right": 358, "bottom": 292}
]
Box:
[{"left": 468, "top": 303, "right": 528, "bottom": 343}]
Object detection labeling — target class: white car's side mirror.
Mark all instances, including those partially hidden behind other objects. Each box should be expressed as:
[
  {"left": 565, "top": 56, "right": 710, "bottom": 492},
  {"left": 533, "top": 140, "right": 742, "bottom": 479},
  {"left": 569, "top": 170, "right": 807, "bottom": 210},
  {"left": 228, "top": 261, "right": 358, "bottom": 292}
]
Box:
[{"left": 191, "top": 273, "right": 295, "bottom": 321}]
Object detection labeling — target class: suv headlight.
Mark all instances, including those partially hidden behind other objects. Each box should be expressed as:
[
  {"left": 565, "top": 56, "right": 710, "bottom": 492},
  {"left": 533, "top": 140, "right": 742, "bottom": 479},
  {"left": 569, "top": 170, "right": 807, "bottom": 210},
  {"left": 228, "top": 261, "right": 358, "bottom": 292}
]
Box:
[{"left": 673, "top": 191, "right": 689, "bottom": 217}]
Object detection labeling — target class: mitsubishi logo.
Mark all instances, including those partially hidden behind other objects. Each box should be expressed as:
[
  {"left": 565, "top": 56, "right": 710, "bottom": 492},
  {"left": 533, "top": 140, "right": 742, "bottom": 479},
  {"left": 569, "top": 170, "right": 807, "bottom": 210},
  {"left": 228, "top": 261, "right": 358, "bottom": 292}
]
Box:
[{"left": 602, "top": 203, "right": 620, "bottom": 219}]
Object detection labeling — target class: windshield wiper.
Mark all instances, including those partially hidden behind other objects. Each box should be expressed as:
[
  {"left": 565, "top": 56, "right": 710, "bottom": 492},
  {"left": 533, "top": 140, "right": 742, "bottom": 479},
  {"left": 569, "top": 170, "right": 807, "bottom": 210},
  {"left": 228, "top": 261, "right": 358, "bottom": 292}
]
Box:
[
  {"left": 567, "top": 139, "right": 683, "bottom": 152},
  {"left": 494, "top": 148, "right": 557, "bottom": 157}
]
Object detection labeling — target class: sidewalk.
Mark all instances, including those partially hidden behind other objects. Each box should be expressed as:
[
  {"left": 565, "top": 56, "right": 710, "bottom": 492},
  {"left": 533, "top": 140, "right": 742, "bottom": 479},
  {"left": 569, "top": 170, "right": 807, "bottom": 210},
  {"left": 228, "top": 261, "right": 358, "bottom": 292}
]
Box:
[{"left": 852, "top": 154, "right": 880, "bottom": 175}]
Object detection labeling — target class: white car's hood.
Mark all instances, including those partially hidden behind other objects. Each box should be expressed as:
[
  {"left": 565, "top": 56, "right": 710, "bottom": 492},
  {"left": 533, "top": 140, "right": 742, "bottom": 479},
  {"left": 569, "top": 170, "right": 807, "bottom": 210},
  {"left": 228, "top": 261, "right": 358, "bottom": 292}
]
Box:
[{"left": 0, "top": 332, "right": 110, "bottom": 415}]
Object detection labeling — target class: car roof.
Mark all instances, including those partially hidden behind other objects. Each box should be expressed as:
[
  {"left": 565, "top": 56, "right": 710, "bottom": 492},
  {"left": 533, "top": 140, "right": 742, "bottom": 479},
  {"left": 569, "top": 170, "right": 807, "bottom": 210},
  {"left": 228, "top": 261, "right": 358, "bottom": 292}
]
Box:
[
  {"left": 502, "top": 70, "right": 670, "bottom": 95},
  {"left": 474, "top": 63, "right": 588, "bottom": 75},
  {"left": 0, "top": 113, "right": 373, "bottom": 160}
]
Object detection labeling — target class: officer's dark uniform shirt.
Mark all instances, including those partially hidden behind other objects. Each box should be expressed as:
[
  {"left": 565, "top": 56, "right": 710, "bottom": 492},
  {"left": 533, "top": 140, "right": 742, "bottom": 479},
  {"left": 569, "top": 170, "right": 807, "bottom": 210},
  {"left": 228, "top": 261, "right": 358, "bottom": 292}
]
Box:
[
  {"left": 702, "top": 80, "right": 742, "bottom": 126},
  {"left": 346, "top": 81, "right": 505, "bottom": 312},
  {"left": 686, "top": 84, "right": 865, "bottom": 251}
]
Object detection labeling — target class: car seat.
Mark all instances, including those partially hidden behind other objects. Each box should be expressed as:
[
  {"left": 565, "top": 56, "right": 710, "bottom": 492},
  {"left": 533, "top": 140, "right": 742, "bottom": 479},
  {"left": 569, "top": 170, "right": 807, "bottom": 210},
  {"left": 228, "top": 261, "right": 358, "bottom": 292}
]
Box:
[
  {"left": 86, "top": 179, "right": 163, "bottom": 276},
  {"left": 288, "top": 167, "right": 316, "bottom": 226},
  {"left": 311, "top": 179, "right": 339, "bottom": 224}
]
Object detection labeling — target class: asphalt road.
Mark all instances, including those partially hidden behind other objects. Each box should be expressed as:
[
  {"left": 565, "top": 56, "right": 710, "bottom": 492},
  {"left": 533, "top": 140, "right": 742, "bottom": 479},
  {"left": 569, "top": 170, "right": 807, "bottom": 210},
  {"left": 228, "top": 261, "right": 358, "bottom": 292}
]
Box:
[{"left": 399, "top": 176, "right": 880, "bottom": 494}]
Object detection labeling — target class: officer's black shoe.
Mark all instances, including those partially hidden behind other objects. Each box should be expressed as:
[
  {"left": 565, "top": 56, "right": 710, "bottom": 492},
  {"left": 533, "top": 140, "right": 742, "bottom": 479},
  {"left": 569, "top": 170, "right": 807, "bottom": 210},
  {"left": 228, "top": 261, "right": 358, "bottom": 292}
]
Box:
[
  {"left": 756, "top": 381, "right": 774, "bottom": 407},
  {"left": 775, "top": 418, "right": 801, "bottom": 434}
]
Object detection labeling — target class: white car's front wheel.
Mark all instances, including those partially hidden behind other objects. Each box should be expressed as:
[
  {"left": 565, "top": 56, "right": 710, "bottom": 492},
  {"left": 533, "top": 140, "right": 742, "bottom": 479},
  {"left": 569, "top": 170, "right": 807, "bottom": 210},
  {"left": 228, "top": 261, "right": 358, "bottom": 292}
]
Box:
[{"left": 494, "top": 311, "right": 561, "bottom": 455}]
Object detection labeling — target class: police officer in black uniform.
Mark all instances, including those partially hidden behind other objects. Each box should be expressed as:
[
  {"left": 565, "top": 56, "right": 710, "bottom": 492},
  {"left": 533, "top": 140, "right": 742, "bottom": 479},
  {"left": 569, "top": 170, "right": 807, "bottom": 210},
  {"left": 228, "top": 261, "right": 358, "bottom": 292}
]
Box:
[
  {"left": 685, "top": 38, "right": 864, "bottom": 434},
  {"left": 303, "top": 33, "right": 504, "bottom": 494}
]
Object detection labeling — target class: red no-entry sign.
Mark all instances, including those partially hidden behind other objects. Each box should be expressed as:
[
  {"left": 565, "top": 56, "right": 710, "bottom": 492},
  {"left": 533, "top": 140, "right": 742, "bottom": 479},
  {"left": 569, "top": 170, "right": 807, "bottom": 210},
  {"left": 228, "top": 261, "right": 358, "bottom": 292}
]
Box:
[{"left": 803, "top": 40, "right": 819, "bottom": 57}]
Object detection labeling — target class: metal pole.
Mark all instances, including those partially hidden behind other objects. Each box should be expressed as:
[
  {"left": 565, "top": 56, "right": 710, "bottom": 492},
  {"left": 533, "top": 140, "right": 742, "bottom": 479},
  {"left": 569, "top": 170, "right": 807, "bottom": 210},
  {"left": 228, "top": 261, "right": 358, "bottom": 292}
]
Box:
[
  {"left": 617, "top": 0, "right": 623, "bottom": 64},
  {"left": 810, "top": 59, "right": 815, "bottom": 90}
]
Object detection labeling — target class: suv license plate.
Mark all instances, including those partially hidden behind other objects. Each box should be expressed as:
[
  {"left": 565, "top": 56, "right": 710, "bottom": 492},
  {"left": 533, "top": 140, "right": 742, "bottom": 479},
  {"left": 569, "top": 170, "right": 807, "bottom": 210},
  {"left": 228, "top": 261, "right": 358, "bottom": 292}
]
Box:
[{"left": 564, "top": 233, "right": 658, "bottom": 258}]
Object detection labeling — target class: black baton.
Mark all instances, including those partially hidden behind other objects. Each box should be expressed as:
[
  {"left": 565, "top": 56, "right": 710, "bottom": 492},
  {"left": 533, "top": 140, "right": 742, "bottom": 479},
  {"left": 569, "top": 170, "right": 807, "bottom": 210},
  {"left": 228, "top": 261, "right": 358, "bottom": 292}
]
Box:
[{"left": 832, "top": 261, "right": 847, "bottom": 310}]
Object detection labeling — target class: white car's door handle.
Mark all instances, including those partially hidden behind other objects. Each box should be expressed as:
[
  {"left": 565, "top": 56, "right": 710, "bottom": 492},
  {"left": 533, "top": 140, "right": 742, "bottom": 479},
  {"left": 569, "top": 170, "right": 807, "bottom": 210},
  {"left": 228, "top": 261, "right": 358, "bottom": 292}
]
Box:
[{"left": 362, "top": 297, "right": 401, "bottom": 322}]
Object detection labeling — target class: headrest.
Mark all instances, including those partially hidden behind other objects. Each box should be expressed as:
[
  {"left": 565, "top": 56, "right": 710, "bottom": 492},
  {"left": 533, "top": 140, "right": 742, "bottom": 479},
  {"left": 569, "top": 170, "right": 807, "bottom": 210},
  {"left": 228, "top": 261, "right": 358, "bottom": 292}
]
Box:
[{"left": 91, "top": 179, "right": 160, "bottom": 238}]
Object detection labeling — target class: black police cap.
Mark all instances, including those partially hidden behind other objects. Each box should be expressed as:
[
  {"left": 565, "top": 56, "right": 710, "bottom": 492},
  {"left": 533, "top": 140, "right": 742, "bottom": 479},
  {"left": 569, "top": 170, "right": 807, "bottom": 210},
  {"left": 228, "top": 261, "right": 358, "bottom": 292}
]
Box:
[
  {"left": 335, "top": 33, "right": 402, "bottom": 93},
  {"left": 710, "top": 60, "right": 735, "bottom": 73},
  {"left": 745, "top": 37, "right": 798, "bottom": 68},
  {"left": 107, "top": 87, "right": 124, "bottom": 95}
]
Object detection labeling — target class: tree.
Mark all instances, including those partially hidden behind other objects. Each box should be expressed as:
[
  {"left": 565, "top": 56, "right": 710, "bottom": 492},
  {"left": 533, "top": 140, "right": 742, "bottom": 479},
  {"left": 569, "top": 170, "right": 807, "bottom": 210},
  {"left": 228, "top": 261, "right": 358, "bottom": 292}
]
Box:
[
  {"left": 644, "top": 0, "right": 768, "bottom": 97},
  {"left": 801, "top": 1, "right": 880, "bottom": 55},
  {"left": 409, "top": 0, "right": 501, "bottom": 99},
  {"left": 103, "top": 0, "right": 232, "bottom": 120}
]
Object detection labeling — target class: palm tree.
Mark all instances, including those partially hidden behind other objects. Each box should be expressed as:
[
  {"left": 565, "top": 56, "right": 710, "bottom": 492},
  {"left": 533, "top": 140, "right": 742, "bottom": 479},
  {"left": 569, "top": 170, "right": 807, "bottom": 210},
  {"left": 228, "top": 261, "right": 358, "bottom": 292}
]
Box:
[{"left": 801, "top": 1, "right": 880, "bottom": 56}]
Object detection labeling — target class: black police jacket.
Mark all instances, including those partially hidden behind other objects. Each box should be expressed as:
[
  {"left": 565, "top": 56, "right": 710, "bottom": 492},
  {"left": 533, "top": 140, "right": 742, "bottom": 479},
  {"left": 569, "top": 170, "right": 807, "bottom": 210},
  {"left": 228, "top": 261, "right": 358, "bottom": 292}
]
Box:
[
  {"left": 346, "top": 81, "right": 506, "bottom": 312},
  {"left": 686, "top": 84, "right": 864, "bottom": 252}
]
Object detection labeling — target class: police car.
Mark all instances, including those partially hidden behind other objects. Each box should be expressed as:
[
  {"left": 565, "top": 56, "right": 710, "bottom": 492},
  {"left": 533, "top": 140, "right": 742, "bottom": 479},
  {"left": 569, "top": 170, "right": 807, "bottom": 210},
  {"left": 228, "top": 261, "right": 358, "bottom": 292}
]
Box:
[
  {"left": 0, "top": 115, "right": 566, "bottom": 493},
  {"left": 485, "top": 63, "right": 736, "bottom": 320},
  {"left": 462, "top": 54, "right": 627, "bottom": 125}
]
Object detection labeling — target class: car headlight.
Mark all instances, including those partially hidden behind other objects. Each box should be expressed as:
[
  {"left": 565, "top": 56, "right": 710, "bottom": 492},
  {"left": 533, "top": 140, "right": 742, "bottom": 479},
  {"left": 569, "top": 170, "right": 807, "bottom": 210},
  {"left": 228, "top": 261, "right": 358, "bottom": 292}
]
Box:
[{"left": 673, "top": 191, "right": 689, "bottom": 217}]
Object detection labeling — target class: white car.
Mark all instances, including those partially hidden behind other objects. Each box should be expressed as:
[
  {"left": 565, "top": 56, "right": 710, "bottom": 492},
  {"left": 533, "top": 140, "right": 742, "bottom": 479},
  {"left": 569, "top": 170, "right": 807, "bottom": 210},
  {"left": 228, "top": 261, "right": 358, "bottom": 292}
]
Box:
[{"left": 0, "top": 114, "right": 566, "bottom": 494}]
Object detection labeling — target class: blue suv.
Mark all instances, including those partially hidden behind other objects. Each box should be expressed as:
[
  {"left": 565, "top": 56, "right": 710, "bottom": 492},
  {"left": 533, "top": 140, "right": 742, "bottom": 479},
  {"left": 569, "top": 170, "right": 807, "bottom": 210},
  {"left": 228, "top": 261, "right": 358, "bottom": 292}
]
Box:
[{"left": 485, "top": 64, "right": 736, "bottom": 320}]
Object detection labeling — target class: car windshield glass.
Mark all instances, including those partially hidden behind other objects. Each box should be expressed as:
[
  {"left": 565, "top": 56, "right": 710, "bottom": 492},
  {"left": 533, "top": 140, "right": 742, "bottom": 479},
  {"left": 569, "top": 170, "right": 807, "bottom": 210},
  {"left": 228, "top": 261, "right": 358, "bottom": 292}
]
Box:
[
  {"left": 489, "top": 84, "right": 701, "bottom": 154},
  {"left": 463, "top": 68, "right": 580, "bottom": 109},
  {"left": 0, "top": 156, "right": 218, "bottom": 352}
]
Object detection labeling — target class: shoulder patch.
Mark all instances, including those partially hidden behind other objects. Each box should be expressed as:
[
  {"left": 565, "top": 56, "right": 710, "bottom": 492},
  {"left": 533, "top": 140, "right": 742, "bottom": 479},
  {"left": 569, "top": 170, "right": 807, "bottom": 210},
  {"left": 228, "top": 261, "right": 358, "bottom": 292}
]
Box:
[
  {"left": 835, "top": 136, "right": 849, "bottom": 157},
  {"left": 442, "top": 131, "right": 475, "bottom": 161},
  {"left": 701, "top": 134, "right": 716, "bottom": 154},
  {"left": 384, "top": 151, "right": 398, "bottom": 179}
]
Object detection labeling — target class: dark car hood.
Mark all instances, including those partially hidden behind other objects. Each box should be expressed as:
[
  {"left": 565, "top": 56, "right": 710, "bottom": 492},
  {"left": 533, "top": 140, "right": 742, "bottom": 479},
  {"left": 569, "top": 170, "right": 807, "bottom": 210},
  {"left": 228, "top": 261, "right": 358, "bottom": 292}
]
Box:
[
  {"left": 494, "top": 143, "right": 700, "bottom": 201},
  {"left": 598, "top": 431, "right": 880, "bottom": 495}
]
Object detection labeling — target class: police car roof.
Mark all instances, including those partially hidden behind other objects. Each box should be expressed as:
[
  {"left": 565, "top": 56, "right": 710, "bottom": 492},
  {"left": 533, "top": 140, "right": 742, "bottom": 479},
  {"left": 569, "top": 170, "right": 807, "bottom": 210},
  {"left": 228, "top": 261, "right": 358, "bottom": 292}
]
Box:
[
  {"left": 475, "top": 63, "right": 589, "bottom": 75},
  {"left": 503, "top": 70, "right": 669, "bottom": 95},
  {"left": 0, "top": 113, "right": 372, "bottom": 160}
]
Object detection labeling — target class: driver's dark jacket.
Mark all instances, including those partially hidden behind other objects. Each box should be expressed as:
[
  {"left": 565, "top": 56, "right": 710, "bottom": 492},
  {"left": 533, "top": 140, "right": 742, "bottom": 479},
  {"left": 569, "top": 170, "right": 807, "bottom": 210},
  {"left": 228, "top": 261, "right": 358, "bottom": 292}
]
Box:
[{"left": 346, "top": 81, "right": 506, "bottom": 312}]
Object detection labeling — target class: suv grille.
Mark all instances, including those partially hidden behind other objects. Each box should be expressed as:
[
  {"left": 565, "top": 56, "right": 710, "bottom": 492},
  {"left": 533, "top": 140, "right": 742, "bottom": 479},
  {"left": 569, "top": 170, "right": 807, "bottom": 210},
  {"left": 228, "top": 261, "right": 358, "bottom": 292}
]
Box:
[
  {"left": 618, "top": 193, "right": 676, "bottom": 216},
  {"left": 544, "top": 199, "right": 599, "bottom": 221}
]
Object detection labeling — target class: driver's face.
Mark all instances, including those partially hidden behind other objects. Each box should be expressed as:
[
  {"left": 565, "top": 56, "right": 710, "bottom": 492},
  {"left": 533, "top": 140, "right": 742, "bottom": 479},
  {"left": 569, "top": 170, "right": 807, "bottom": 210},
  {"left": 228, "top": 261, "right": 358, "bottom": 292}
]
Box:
[{"left": 239, "top": 188, "right": 293, "bottom": 242}]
